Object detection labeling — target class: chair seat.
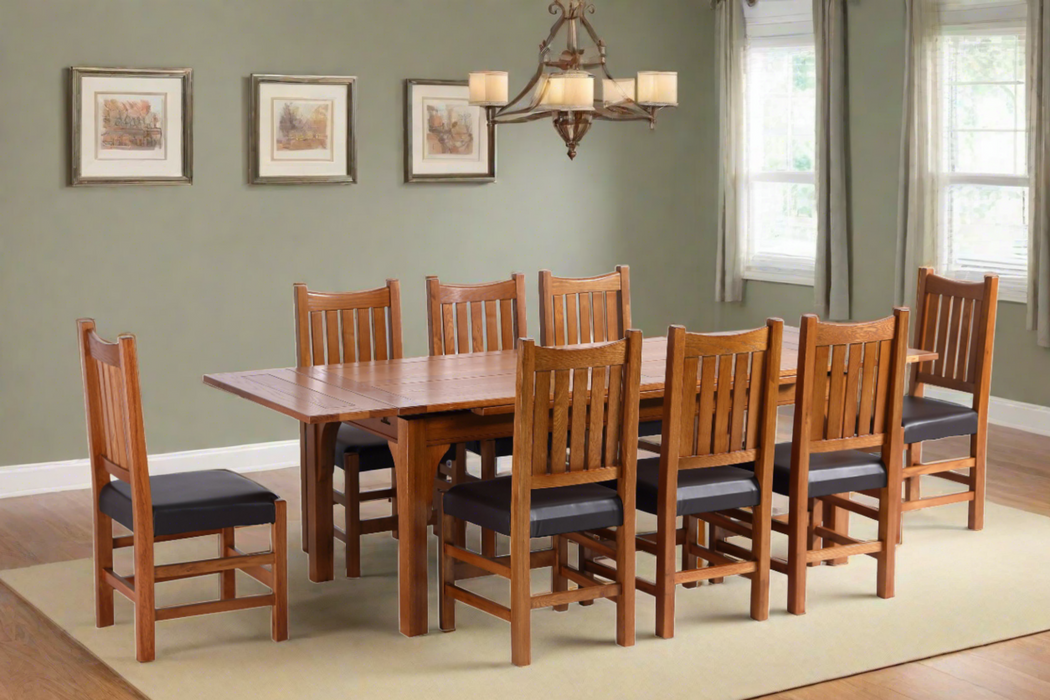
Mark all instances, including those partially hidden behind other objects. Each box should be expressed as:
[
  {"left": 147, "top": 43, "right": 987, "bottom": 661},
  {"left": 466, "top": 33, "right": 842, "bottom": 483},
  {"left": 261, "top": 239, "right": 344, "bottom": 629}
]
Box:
[
  {"left": 771, "top": 443, "right": 887, "bottom": 499},
  {"left": 443, "top": 476, "right": 623, "bottom": 538},
  {"left": 639, "top": 420, "right": 662, "bottom": 437},
  {"left": 629, "top": 457, "right": 760, "bottom": 516},
  {"left": 902, "top": 395, "right": 979, "bottom": 444},
  {"left": 99, "top": 470, "right": 279, "bottom": 537},
  {"left": 335, "top": 423, "right": 398, "bottom": 472}
]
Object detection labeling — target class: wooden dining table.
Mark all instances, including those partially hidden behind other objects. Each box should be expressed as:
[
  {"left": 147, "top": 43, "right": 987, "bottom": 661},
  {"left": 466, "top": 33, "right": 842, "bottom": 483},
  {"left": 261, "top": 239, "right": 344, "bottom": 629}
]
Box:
[{"left": 203, "top": 328, "right": 937, "bottom": 638}]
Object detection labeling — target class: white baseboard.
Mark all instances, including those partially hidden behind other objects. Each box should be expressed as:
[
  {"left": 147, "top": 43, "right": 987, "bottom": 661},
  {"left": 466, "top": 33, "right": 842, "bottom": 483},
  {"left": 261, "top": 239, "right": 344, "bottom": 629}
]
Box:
[
  {"left": 923, "top": 387, "right": 1050, "bottom": 438},
  {"left": 0, "top": 440, "right": 299, "bottom": 500}
]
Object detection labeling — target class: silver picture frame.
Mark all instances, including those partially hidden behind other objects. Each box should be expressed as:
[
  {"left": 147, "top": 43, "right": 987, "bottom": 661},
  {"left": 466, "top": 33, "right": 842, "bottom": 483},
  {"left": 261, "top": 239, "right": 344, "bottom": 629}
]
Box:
[{"left": 404, "top": 79, "right": 496, "bottom": 184}]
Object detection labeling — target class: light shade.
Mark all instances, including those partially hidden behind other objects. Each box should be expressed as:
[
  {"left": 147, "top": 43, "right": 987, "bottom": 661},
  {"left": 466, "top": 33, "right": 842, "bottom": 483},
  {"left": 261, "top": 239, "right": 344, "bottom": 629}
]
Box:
[
  {"left": 542, "top": 71, "right": 595, "bottom": 111},
  {"left": 468, "top": 71, "right": 509, "bottom": 106},
  {"left": 602, "top": 78, "right": 635, "bottom": 105},
  {"left": 636, "top": 71, "right": 678, "bottom": 106}
]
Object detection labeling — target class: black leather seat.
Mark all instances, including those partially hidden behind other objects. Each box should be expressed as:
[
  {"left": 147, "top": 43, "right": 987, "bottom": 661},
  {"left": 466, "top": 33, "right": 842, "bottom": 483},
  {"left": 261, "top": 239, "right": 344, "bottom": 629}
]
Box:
[
  {"left": 99, "top": 470, "right": 279, "bottom": 537},
  {"left": 443, "top": 476, "right": 624, "bottom": 538},
  {"left": 639, "top": 420, "right": 662, "bottom": 437},
  {"left": 902, "top": 395, "right": 978, "bottom": 443},
  {"left": 770, "top": 442, "right": 887, "bottom": 499},
  {"left": 333, "top": 423, "right": 397, "bottom": 472},
  {"left": 628, "top": 457, "right": 760, "bottom": 516}
]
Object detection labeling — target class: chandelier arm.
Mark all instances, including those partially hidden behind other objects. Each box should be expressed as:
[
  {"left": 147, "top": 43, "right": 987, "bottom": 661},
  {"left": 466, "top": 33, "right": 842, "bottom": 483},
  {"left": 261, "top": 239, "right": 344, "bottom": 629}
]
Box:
[{"left": 490, "top": 109, "right": 554, "bottom": 124}]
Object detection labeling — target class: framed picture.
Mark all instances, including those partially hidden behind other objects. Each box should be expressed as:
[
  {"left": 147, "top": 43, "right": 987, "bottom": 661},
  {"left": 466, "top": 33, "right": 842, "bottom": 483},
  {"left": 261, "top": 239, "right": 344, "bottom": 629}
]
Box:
[
  {"left": 70, "top": 67, "right": 193, "bottom": 186},
  {"left": 250, "top": 74, "right": 357, "bottom": 185},
  {"left": 404, "top": 79, "right": 496, "bottom": 183}
]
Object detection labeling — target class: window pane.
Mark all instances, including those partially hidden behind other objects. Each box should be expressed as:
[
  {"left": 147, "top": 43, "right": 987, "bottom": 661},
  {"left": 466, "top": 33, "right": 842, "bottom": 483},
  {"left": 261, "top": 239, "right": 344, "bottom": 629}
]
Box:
[
  {"left": 952, "top": 84, "right": 1018, "bottom": 130},
  {"left": 953, "top": 130, "right": 1025, "bottom": 174},
  {"left": 951, "top": 34, "right": 1023, "bottom": 83},
  {"left": 746, "top": 45, "right": 817, "bottom": 174},
  {"left": 945, "top": 184, "right": 1028, "bottom": 278},
  {"left": 749, "top": 181, "right": 817, "bottom": 260}
]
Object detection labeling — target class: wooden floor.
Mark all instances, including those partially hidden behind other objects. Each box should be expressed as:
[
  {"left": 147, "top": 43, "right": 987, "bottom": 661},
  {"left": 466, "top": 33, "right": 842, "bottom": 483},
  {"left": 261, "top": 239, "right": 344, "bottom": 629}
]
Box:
[{"left": 0, "top": 424, "right": 1048, "bottom": 700}]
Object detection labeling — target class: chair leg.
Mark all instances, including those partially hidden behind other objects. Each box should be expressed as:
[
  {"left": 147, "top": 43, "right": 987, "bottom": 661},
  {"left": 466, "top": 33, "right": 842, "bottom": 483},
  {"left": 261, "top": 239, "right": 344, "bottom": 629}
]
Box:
[
  {"left": 825, "top": 499, "right": 849, "bottom": 566},
  {"left": 787, "top": 489, "right": 809, "bottom": 616},
  {"left": 750, "top": 496, "right": 772, "bottom": 622},
  {"left": 578, "top": 543, "right": 597, "bottom": 605},
  {"left": 344, "top": 453, "right": 362, "bottom": 579},
  {"left": 390, "top": 467, "right": 398, "bottom": 540},
  {"left": 807, "top": 498, "right": 823, "bottom": 568},
  {"left": 551, "top": 535, "right": 569, "bottom": 612},
  {"left": 271, "top": 499, "right": 289, "bottom": 642},
  {"left": 969, "top": 433, "right": 986, "bottom": 531},
  {"left": 134, "top": 534, "right": 156, "bottom": 663},
  {"left": 654, "top": 507, "right": 676, "bottom": 639},
  {"left": 877, "top": 484, "right": 900, "bottom": 600},
  {"left": 480, "top": 440, "right": 497, "bottom": 557},
  {"left": 453, "top": 445, "right": 468, "bottom": 547},
  {"left": 439, "top": 506, "right": 456, "bottom": 632},
  {"left": 94, "top": 512, "right": 114, "bottom": 628},
  {"left": 905, "top": 442, "right": 921, "bottom": 502},
  {"left": 707, "top": 521, "right": 725, "bottom": 585},
  {"left": 682, "top": 515, "right": 700, "bottom": 589},
  {"left": 219, "top": 528, "right": 236, "bottom": 600},
  {"left": 510, "top": 529, "right": 532, "bottom": 667},
  {"left": 615, "top": 521, "right": 636, "bottom": 648}
]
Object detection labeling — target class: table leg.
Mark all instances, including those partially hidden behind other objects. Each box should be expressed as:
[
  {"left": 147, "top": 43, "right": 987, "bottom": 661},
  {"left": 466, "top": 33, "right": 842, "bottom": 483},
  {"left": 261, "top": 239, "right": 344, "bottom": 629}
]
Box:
[
  {"left": 306, "top": 422, "right": 338, "bottom": 583},
  {"left": 394, "top": 416, "right": 447, "bottom": 637},
  {"left": 299, "top": 423, "right": 310, "bottom": 553}
]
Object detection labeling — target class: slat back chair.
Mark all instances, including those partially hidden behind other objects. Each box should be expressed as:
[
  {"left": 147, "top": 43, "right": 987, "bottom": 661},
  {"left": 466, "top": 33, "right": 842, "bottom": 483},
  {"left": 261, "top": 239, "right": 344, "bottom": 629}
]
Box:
[
  {"left": 425, "top": 274, "right": 527, "bottom": 556},
  {"left": 293, "top": 281, "right": 402, "bottom": 578},
  {"left": 538, "top": 266, "right": 631, "bottom": 347},
  {"left": 783, "top": 310, "right": 909, "bottom": 615},
  {"left": 903, "top": 268, "right": 999, "bottom": 530},
  {"left": 78, "top": 319, "right": 287, "bottom": 662},
  {"left": 440, "top": 331, "right": 643, "bottom": 666},
  {"left": 638, "top": 320, "right": 783, "bottom": 639}
]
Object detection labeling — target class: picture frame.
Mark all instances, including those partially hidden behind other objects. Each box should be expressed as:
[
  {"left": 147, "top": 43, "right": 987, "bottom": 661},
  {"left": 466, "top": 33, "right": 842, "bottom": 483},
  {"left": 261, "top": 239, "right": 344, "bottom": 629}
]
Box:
[
  {"left": 70, "top": 67, "right": 193, "bottom": 186},
  {"left": 404, "top": 79, "right": 496, "bottom": 184},
  {"left": 250, "top": 74, "right": 357, "bottom": 185}
]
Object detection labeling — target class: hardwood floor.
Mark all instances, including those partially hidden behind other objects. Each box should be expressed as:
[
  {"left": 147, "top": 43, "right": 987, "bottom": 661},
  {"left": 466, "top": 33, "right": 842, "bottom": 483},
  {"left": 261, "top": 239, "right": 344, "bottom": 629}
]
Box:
[{"left": 0, "top": 424, "right": 1047, "bottom": 699}]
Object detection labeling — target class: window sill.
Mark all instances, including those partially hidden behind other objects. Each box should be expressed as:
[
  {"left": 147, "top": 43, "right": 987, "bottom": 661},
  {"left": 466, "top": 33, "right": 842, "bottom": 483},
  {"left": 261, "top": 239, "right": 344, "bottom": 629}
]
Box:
[{"left": 742, "top": 269, "right": 815, "bottom": 287}]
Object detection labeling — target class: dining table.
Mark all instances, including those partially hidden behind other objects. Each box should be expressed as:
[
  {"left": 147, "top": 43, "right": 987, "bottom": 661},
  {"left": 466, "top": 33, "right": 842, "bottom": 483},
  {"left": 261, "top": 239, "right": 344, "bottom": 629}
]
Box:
[{"left": 203, "top": 328, "right": 937, "bottom": 638}]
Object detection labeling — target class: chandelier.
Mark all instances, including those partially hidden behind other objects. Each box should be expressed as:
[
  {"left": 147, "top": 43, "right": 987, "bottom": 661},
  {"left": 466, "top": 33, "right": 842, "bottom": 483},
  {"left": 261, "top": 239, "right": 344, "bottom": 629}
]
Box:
[{"left": 468, "top": 0, "right": 679, "bottom": 160}]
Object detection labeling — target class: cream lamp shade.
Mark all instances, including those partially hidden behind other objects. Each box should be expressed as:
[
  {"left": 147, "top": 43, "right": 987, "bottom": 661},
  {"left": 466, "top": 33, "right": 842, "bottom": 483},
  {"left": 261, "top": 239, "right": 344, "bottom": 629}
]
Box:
[
  {"left": 602, "top": 78, "right": 635, "bottom": 105},
  {"left": 543, "top": 71, "right": 594, "bottom": 111},
  {"left": 636, "top": 71, "right": 678, "bottom": 106},
  {"left": 468, "top": 71, "right": 509, "bottom": 106}
]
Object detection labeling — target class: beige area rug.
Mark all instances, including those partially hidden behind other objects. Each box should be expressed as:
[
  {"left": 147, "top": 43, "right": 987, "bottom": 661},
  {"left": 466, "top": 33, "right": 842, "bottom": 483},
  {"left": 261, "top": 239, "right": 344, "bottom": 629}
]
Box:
[{"left": 4, "top": 498, "right": 1050, "bottom": 700}]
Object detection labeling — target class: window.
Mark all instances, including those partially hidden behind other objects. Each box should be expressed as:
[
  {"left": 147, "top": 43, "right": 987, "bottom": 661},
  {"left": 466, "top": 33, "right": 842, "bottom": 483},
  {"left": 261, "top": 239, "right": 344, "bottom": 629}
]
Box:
[
  {"left": 938, "top": 9, "right": 1029, "bottom": 301},
  {"left": 742, "top": 1, "right": 817, "bottom": 286}
]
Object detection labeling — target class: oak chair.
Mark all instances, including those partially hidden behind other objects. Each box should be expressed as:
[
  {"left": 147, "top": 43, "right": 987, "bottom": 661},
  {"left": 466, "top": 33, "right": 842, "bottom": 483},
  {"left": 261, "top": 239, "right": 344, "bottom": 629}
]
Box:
[
  {"left": 78, "top": 319, "right": 287, "bottom": 663},
  {"left": 439, "top": 331, "right": 643, "bottom": 666},
  {"left": 902, "top": 268, "right": 999, "bottom": 531},
  {"left": 425, "top": 274, "right": 528, "bottom": 557},
  {"left": 293, "top": 281, "right": 404, "bottom": 578},
  {"left": 629, "top": 320, "right": 783, "bottom": 638},
  {"left": 778, "top": 310, "right": 909, "bottom": 615}
]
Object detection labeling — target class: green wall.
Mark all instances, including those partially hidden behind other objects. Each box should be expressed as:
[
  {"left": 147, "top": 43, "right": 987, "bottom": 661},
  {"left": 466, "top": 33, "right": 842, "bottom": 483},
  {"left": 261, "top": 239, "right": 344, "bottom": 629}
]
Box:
[
  {"left": 0, "top": 0, "right": 713, "bottom": 467},
  {"left": 698, "top": 0, "right": 1050, "bottom": 408}
]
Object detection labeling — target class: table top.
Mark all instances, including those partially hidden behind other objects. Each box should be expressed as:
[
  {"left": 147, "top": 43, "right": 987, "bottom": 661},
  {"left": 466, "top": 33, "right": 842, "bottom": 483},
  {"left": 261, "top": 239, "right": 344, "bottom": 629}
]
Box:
[{"left": 203, "top": 328, "right": 937, "bottom": 425}]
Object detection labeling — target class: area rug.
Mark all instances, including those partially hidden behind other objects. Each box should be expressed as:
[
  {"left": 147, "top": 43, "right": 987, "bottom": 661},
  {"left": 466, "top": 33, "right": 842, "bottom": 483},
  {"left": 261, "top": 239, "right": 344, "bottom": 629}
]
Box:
[{"left": 3, "top": 497, "right": 1049, "bottom": 700}]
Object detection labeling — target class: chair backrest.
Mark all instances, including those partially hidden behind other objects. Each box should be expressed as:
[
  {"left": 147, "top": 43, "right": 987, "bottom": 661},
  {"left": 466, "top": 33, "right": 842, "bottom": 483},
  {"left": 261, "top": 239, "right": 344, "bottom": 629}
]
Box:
[
  {"left": 293, "top": 280, "right": 403, "bottom": 367},
  {"left": 538, "top": 266, "right": 631, "bottom": 347},
  {"left": 793, "top": 310, "right": 910, "bottom": 466},
  {"left": 912, "top": 267, "right": 998, "bottom": 413},
  {"left": 77, "top": 319, "right": 153, "bottom": 537},
  {"left": 425, "top": 274, "right": 527, "bottom": 355},
  {"left": 511, "top": 331, "right": 642, "bottom": 507},
  {"left": 660, "top": 320, "right": 783, "bottom": 486}
]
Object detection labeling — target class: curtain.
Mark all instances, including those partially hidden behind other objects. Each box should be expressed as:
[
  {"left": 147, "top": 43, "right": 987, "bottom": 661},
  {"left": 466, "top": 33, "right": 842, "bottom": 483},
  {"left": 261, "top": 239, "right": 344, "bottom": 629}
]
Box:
[
  {"left": 813, "top": 0, "right": 851, "bottom": 319},
  {"left": 896, "top": 0, "right": 941, "bottom": 308},
  {"left": 714, "top": 0, "right": 748, "bottom": 303},
  {"left": 1028, "top": 0, "right": 1050, "bottom": 347}
]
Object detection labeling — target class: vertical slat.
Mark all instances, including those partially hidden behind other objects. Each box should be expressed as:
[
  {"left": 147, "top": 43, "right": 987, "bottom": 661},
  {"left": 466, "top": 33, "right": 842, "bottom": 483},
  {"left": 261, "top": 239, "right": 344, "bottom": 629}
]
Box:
[
  {"left": 592, "top": 292, "right": 607, "bottom": 342},
  {"left": 325, "top": 311, "right": 340, "bottom": 363},
  {"left": 696, "top": 356, "right": 717, "bottom": 455},
  {"left": 578, "top": 293, "right": 592, "bottom": 344},
  {"left": 442, "top": 304, "right": 456, "bottom": 355},
  {"left": 841, "top": 344, "right": 862, "bottom": 438},
  {"left": 944, "top": 295, "right": 964, "bottom": 381},
  {"left": 98, "top": 362, "right": 116, "bottom": 461},
  {"left": 933, "top": 295, "right": 953, "bottom": 377},
  {"left": 566, "top": 295, "right": 579, "bottom": 345},
  {"left": 341, "top": 310, "right": 356, "bottom": 363},
  {"left": 680, "top": 357, "right": 700, "bottom": 456},
  {"left": 455, "top": 302, "right": 469, "bottom": 355},
  {"left": 921, "top": 293, "right": 941, "bottom": 374},
  {"left": 605, "top": 291, "right": 621, "bottom": 340},
  {"left": 485, "top": 300, "right": 498, "bottom": 351},
  {"left": 550, "top": 370, "right": 571, "bottom": 473},
  {"left": 533, "top": 372, "right": 553, "bottom": 475},
  {"left": 357, "top": 309, "right": 372, "bottom": 362},
  {"left": 106, "top": 364, "right": 128, "bottom": 468},
  {"left": 967, "top": 300, "right": 982, "bottom": 383},
  {"left": 825, "top": 345, "right": 848, "bottom": 440},
  {"left": 500, "top": 299, "right": 514, "bottom": 349},
  {"left": 728, "top": 353, "right": 749, "bottom": 451},
  {"left": 956, "top": 298, "right": 974, "bottom": 382},
  {"left": 872, "top": 340, "right": 892, "bottom": 434},
  {"left": 810, "top": 346, "right": 831, "bottom": 441},
  {"left": 310, "top": 312, "right": 325, "bottom": 365},
  {"left": 712, "top": 355, "right": 734, "bottom": 453},
  {"left": 856, "top": 341, "right": 878, "bottom": 436},
  {"left": 553, "top": 296, "right": 566, "bottom": 346},
  {"left": 569, "top": 368, "right": 589, "bottom": 470},
  {"left": 470, "top": 302, "right": 484, "bottom": 353},
  {"left": 745, "top": 352, "right": 764, "bottom": 450},
  {"left": 587, "top": 366, "right": 607, "bottom": 468},
  {"left": 372, "top": 307, "right": 388, "bottom": 360},
  {"left": 603, "top": 364, "right": 623, "bottom": 464}
]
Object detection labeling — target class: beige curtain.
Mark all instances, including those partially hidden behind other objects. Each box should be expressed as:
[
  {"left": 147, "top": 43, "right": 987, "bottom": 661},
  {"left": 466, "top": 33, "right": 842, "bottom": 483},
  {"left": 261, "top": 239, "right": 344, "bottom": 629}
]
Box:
[
  {"left": 714, "top": 0, "right": 749, "bottom": 303},
  {"left": 813, "top": 0, "right": 851, "bottom": 319},
  {"left": 1028, "top": 0, "right": 1050, "bottom": 347},
  {"left": 896, "top": 0, "right": 941, "bottom": 307}
]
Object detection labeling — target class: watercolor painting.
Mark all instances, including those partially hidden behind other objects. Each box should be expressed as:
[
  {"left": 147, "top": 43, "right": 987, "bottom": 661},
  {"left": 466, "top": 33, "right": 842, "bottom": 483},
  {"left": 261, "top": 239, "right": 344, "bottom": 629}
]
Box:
[
  {"left": 97, "top": 93, "right": 165, "bottom": 158},
  {"left": 273, "top": 99, "right": 333, "bottom": 160},
  {"left": 423, "top": 99, "right": 477, "bottom": 159}
]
